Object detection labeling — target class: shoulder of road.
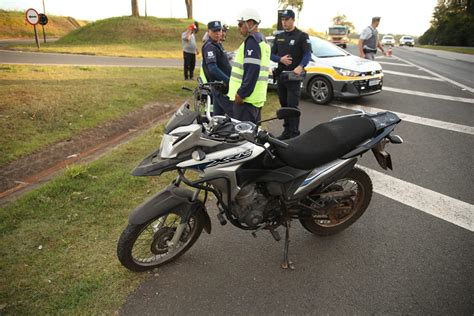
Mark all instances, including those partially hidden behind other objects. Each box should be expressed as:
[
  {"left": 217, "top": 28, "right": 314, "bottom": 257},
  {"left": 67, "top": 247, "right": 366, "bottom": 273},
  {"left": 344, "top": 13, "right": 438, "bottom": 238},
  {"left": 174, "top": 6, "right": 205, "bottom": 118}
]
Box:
[{"left": 408, "top": 47, "right": 474, "bottom": 63}]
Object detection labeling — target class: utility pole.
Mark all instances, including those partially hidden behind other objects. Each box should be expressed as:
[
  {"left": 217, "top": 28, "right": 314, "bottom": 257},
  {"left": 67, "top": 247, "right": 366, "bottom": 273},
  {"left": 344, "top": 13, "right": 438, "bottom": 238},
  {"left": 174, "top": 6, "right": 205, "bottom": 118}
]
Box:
[
  {"left": 42, "top": 0, "right": 47, "bottom": 43},
  {"left": 145, "top": 0, "right": 147, "bottom": 18}
]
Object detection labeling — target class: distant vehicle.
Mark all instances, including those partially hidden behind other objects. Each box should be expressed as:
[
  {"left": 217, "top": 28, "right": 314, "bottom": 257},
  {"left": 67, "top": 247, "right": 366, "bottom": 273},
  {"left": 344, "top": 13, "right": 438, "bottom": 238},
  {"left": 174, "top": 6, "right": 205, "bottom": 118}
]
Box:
[
  {"left": 381, "top": 35, "right": 395, "bottom": 46},
  {"left": 327, "top": 25, "right": 350, "bottom": 49},
  {"left": 399, "top": 36, "right": 415, "bottom": 47},
  {"left": 267, "top": 36, "right": 383, "bottom": 105}
]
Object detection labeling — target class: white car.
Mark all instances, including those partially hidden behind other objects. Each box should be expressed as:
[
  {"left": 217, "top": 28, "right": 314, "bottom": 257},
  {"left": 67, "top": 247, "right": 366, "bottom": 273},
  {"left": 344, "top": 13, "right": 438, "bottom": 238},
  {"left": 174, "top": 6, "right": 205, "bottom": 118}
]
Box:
[
  {"left": 268, "top": 36, "right": 383, "bottom": 105},
  {"left": 399, "top": 36, "right": 415, "bottom": 47},
  {"left": 381, "top": 35, "right": 395, "bottom": 46}
]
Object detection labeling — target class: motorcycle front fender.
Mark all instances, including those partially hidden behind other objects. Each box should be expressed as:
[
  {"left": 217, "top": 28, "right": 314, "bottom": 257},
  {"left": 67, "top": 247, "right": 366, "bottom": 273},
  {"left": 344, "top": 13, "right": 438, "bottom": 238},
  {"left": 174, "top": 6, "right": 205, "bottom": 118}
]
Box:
[{"left": 128, "top": 184, "right": 211, "bottom": 234}]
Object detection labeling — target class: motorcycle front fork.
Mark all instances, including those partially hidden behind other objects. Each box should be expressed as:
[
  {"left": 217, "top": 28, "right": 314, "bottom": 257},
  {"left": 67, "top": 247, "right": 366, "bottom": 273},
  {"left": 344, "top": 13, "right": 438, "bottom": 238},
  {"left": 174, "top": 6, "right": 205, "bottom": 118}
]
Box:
[{"left": 166, "top": 188, "right": 201, "bottom": 253}]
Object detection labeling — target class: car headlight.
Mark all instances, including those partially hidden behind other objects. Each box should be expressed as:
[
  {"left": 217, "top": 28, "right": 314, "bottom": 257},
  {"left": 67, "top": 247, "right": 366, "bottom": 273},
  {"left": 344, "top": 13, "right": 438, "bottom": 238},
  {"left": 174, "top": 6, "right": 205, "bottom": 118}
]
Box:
[{"left": 334, "top": 67, "right": 360, "bottom": 77}]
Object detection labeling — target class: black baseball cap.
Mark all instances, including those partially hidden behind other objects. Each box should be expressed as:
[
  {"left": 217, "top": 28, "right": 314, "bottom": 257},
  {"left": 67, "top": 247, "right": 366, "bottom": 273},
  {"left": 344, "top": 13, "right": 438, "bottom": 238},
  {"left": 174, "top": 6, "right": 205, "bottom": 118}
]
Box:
[
  {"left": 208, "top": 21, "right": 222, "bottom": 31},
  {"left": 281, "top": 9, "right": 295, "bottom": 19}
]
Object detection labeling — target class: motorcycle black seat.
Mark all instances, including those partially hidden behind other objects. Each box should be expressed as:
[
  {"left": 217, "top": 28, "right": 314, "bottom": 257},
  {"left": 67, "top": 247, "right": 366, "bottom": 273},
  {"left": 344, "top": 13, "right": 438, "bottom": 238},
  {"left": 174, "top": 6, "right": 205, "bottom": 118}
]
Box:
[{"left": 274, "top": 116, "right": 376, "bottom": 170}]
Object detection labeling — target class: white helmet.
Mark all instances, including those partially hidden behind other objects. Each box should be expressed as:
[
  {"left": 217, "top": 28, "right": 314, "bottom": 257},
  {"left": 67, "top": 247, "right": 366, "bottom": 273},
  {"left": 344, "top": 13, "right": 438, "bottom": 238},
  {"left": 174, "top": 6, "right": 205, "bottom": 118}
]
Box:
[{"left": 237, "top": 8, "right": 261, "bottom": 24}]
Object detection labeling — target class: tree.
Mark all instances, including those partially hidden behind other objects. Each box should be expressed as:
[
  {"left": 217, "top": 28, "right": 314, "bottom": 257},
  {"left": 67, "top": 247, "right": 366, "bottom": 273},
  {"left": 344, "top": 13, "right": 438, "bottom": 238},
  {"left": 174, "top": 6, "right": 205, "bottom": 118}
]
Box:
[
  {"left": 185, "top": 0, "right": 193, "bottom": 19},
  {"left": 420, "top": 0, "right": 474, "bottom": 46},
  {"left": 131, "top": 0, "right": 139, "bottom": 16},
  {"left": 278, "top": 0, "right": 304, "bottom": 20},
  {"left": 331, "top": 14, "right": 355, "bottom": 31}
]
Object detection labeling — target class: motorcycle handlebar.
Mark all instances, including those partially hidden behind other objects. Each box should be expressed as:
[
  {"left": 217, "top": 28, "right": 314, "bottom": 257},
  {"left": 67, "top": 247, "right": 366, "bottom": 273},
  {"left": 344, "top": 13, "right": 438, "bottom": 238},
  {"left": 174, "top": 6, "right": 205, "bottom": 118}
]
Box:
[
  {"left": 256, "top": 130, "right": 289, "bottom": 149},
  {"left": 267, "top": 136, "right": 289, "bottom": 149}
]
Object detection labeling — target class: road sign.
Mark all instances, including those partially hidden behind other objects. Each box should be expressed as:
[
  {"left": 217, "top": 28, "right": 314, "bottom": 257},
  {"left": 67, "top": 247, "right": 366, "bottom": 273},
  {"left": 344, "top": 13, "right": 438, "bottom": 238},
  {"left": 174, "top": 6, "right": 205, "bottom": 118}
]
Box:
[
  {"left": 25, "top": 8, "right": 40, "bottom": 25},
  {"left": 39, "top": 14, "right": 48, "bottom": 26}
]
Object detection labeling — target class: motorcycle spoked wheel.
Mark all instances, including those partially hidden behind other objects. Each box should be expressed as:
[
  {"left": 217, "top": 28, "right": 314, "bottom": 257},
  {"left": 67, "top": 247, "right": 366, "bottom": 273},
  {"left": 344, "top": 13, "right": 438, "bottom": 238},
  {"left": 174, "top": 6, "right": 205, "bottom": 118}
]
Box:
[
  {"left": 299, "top": 167, "right": 373, "bottom": 236},
  {"left": 117, "top": 210, "right": 205, "bottom": 272}
]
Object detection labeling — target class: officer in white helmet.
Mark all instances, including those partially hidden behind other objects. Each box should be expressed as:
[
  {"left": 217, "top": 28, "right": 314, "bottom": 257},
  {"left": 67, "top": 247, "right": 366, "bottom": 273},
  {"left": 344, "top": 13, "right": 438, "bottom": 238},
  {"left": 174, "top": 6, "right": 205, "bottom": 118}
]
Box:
[{"left": 227, "top": 8, "right": 271, "bottom": 123}]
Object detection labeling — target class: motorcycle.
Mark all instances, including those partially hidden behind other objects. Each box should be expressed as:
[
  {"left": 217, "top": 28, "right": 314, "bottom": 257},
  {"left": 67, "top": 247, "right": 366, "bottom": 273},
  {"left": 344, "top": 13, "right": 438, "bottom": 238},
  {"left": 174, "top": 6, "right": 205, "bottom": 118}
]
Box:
[{"left": 117, "top": 81, "right": 403, "bottom": 271}]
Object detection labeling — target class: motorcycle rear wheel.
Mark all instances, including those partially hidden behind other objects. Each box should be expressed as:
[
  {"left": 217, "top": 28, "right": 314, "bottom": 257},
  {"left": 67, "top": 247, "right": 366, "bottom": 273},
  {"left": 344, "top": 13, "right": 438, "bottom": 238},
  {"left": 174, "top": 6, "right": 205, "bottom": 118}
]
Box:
[
  {"left": 299, "top": 167, "right": 372, "bottom": 236},
  {"left": 117, "top": 210, "right": 204, "bottom": 272}
]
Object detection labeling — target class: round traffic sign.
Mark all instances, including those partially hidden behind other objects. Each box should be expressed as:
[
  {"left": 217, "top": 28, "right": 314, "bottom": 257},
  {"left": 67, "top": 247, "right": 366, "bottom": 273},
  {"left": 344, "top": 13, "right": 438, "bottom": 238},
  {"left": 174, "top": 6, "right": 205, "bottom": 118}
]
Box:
[
  {"left": 39, "top": 13, "right": 48, "bottom": 26},
  {"left": 25, "top": 8, "right": 39, "bottom": 25}
]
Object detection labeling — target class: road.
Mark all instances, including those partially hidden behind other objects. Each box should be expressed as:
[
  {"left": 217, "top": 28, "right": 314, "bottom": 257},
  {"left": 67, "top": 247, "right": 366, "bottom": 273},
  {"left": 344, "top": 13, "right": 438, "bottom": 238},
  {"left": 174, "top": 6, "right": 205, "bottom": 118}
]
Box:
[
  {"left": 120, "top": 45, "right": 474, "bottom": 315},
  {"left": 0, "top": 49, "right": 182, "bottom": 67},
  {"left": 1, "top": 46, "right": 473, "bottom": 314}
]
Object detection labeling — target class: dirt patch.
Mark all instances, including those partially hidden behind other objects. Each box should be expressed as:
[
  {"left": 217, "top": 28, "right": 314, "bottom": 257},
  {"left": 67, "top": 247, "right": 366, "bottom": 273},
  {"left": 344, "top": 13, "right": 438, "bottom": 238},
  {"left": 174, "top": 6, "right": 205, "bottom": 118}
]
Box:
[{"left": 0, "top": 102, "right": 177, "bottom": 201}]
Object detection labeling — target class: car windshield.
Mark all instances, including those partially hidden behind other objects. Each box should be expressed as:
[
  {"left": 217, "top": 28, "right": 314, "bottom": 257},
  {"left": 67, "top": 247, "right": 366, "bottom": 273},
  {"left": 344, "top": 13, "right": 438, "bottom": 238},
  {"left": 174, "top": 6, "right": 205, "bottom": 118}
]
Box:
[
  {"left": 384, "top": 36, "right": 394, "bottom": 40},
  {"left": 403, "top": 37, "right": 413, "bottom": 40},
  {"left": 328, "top": 27, "right": 347, "bottom": 35},
  {"left": 310, "top": 37, "right": 348, "bottom": 58}
]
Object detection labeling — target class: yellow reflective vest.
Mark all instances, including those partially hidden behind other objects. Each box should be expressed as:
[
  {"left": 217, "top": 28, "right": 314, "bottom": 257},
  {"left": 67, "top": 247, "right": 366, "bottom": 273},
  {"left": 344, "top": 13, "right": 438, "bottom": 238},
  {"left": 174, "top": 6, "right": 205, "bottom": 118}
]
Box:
[{"left": 227, "top": 34, "right": 270, "bottom": 108}]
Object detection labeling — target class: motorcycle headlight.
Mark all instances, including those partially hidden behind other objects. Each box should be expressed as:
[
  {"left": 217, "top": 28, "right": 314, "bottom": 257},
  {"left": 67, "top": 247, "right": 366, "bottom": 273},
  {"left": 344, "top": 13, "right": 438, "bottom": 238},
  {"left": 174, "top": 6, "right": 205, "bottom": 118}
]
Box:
[{"left": 333, "top": 67, "right": 360, "bottom": 77}]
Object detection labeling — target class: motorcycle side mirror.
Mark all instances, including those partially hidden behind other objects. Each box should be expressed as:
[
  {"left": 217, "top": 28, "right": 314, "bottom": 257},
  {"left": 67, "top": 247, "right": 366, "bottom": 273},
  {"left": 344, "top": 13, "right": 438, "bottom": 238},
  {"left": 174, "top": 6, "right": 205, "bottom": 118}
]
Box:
[{"left": 276, "top": 108, "right": 301, "bottom": 120}]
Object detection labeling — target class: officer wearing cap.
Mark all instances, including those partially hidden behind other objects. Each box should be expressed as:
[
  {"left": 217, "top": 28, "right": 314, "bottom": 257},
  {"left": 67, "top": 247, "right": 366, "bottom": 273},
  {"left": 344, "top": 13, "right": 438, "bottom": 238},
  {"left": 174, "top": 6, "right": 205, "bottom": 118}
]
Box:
[
  {"left": 358, "top": 16, "right": 385, "bottom": 60},
  {"left": 228, "top": 8, "right": 271, "bottom": 124},
  {"left": 200, "top": 20, "right": 233, "bottom": 116},
  {"left": 271, "top": 9, "right": 311, "bottom": 140}
]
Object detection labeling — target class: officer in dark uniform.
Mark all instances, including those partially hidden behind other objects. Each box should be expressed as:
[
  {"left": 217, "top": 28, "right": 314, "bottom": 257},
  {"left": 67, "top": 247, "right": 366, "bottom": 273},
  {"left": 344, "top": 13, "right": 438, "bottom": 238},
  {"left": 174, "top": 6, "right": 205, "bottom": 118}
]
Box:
[
  {"left": 201, "top": 20, "right": 233, "bottom": 116},
  {"left": 271, "top": 9, "right": 312, "bottom": 140}
]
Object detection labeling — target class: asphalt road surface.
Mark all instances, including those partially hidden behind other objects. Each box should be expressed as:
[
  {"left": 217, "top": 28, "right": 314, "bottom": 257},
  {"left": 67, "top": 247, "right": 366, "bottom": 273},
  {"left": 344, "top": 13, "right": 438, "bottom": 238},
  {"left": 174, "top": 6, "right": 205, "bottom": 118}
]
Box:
[
  {"left": 2, "top": 46, "right": 472, "bottom": 314},
  {"left": 0, "top": 49, "right": 183, "bottom": 67}
]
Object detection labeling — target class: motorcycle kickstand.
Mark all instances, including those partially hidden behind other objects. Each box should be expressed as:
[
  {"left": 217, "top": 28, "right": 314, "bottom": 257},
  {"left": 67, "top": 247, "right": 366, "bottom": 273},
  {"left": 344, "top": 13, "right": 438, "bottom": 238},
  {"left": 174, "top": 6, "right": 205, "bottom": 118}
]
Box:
[{"left": 281, "top": 220, "right": 295, "bottom": 270}]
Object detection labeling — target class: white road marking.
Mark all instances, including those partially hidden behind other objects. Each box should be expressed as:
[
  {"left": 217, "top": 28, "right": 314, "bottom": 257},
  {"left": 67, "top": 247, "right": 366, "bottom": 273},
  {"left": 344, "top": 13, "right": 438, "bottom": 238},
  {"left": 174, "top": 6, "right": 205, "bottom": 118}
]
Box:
[
  {"left": 383, "top": 86, "right": 474, "bottom": 104},
  {"left": 377, "top": 61, "right": 416, "bottom": 67},
  {"left": 359, "top": 166, "right": 474, "bottom": 232},
  {"left": 332, "top": 103, "right": 474, "bottom": 135},
  {"left": 383, "top": 70, "right": 444, "bottom": 81},
  {"left": 393, "top": 54, "right": 474, "bottom": 93}
]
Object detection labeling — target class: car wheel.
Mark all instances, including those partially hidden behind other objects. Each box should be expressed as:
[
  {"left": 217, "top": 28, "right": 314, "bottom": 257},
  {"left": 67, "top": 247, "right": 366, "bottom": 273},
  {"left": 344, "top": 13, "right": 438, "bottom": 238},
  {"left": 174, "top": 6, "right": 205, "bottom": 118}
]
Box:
[{"left": 308, "top": 76, "right": 333, "bottom": 105}]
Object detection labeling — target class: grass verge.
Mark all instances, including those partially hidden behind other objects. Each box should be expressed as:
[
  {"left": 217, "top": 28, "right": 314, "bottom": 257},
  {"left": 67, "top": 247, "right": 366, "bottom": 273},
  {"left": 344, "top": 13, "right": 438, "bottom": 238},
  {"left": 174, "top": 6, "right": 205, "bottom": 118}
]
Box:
[
  {"left": 0, "top": 92, "right": 280, "bottom": 314},
  {"left": 7, "top": 16, "right": 274, "bottom": 59},
  {"left": 0, "top": 10, "right": 87, "bottom": 39},
  {"left": 0, "top": 65, "right": 195, "bottom": 167}
]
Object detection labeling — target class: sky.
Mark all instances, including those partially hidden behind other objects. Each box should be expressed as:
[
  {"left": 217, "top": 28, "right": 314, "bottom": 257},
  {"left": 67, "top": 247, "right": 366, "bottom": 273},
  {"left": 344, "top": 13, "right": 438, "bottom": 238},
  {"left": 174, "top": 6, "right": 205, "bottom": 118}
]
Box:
[{"left": 1, "top": 0, "right": 438, "bottom": 36}]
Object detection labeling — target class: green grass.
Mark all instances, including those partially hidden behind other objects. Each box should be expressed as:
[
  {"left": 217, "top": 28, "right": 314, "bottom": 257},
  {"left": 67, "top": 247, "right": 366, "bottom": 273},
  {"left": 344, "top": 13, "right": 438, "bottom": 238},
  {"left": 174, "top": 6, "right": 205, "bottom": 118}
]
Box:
[
  {"left": 0, "top": 10, "right": 87, "bottom": 39},
  {"left": 418, "top": 45, "right": 474, "bottom": 55},
  {"left": 0, "top": 65, "right": 196, "bottom": 167},
  {"left": 7, "top": 16, "right": 274, "bottom": 59},
  {"left": 0, "top": 91, "right": 280, "bottom": 314}
]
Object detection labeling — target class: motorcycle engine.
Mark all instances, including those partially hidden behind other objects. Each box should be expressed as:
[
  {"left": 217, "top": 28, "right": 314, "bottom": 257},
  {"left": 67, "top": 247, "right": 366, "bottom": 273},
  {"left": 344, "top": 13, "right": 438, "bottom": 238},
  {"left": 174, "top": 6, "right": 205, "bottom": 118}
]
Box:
[{"left": 232, "top": 184, "right": 271, "bottom": 228}]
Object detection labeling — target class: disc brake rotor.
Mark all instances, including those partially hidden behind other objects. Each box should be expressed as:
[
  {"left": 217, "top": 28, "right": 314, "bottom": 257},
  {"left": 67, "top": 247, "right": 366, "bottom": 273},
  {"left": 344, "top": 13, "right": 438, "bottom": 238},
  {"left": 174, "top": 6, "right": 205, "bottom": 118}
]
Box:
[{"left": 150, "top": 227, "right": 175, "bottom": 255}]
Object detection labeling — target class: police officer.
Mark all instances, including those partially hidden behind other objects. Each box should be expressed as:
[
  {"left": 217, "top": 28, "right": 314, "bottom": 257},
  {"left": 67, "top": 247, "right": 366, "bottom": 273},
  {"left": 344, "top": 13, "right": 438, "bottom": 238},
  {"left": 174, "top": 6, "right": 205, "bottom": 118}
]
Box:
[
  {"left": 228, "top": 8, "right": 271, "bottom": 124},
  {"left": 358, "top": 16, "right": 385, "bottom": 60},
  {"left": 271, "top": 9, "right": 312, "bottom": 140},
  {"left": 200, "top": 20, "right": 233, "bottom": 116}
]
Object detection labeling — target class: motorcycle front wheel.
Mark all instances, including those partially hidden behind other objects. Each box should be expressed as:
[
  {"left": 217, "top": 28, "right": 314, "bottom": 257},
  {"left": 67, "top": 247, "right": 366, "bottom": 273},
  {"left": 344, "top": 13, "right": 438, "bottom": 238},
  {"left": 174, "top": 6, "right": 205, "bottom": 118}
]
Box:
[
  {"left": 117, "top": 210, "right": 204, "bottom": 272},
  {"left": 299, "top": 167, "right": 372, "bottom": 236}
]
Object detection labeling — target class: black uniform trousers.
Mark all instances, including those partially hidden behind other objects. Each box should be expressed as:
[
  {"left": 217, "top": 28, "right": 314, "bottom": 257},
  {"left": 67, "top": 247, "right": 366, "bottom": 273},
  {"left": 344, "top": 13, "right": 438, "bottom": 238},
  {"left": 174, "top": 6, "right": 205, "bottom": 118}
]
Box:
[
  {"left": 277, "top": 79, "right": 301, "bottom": 137},
  {"left": 211, "top": 87, "right": 233, "bottom": 117},
  {"left": 183, "top": 52, "right": 196, "bottom": 80},
  {"left": 232, "top": 102, "right": 261, "bottom": 124}
]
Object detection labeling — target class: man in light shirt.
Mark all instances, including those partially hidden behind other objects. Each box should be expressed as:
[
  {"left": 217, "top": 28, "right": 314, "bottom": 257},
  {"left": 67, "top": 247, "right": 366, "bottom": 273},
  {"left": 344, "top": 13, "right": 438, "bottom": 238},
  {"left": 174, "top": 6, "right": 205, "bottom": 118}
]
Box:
[{"left": 358, "top": 17, "right": 386, "bottom": 60}]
